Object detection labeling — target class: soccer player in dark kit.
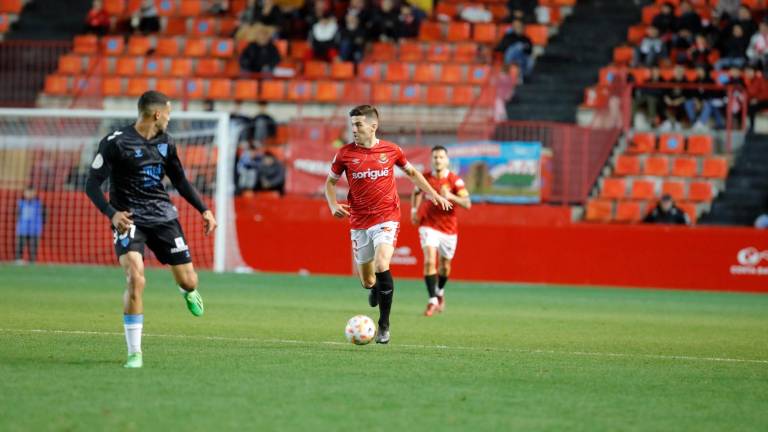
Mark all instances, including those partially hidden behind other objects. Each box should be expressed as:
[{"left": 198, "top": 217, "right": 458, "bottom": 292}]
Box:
[{"left": 85, "top": 91, "right": 217, "bottom": 368}]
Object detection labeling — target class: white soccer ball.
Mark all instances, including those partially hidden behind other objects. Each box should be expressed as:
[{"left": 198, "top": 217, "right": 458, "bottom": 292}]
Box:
[{"left": 345, "top": 315, "right": 376, "bottom": 345}]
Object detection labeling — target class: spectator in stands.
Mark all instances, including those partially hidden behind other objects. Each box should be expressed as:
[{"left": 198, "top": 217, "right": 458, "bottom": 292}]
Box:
[
  {"left": 253, "top": 101, "right": 278, "bottom": 145},
  {"left": 644, "top": 195, "right": 690, "bottom": 225},
  {"left": 308, "top": 12, "right": 340, "bottom": 61},
  {"left": 131, "top": 0, "right": 160, "bottom": 34},
  {"left": 733, "top": 5, "right": 757, "bottom": 38},
  {"left": 676, "top": 1, "right": 701, "bottom": 35},
  {"left": 633, "top": 66, "right": 665, "bottom": 127},
  {"left": 459, "top": 4, "right": 493, "bottom": 24},
  {"left": 256, "top": 150, "right": 286, "bottom": 196},
  {"left": 339, "top": 13, "right": 368, "bottom": 62},
  {"left": 236, "top": 145, "right": 261, "bottom": 193},
  {"left": 687, "top": 34, "right": 712, "bottom": 68},
  {"left": 208, "top": 0, "right": 229, "bottom": 15},
  {"left": 347, "top": 0, "right": 375, "bottom": 33},
  {"left": 747, "top": 20, "right": 768, "bottom": 71},
  {"left": 505, "top": 0, "right": 537, "bottom": 23},
  {"left": 15, "top": 187, "right": 45, "bottom": 264},
  {"left": 633, "top": 26, "right": 666, "bottom": 67},
  {"left": 495, "top": 19, "right": 534, "bottom": 81},
  {"left": 661, "top": 65, "right": 688, "bottom": 130},
  {"left": 685, "top": 66, "right": 725, "bottom": 130},
  {"left": 371, "top": 0, "right": 401, "bottom": 41},
  {"left": 398, "top": 4, "right": 422, "bottom": 38},
  {"left": 84, "top": 0, "right": 111, "bottom": 36},
  {"left": 239, "top": 26, "right": 281, "bottom": 74},
  {"left": 252, "top": 0, "right": 285, "bottom": 33},
  {"left": 715, "top": 24, "right": 749, "bottom": 70},
  {"left": 652, "top": 2, "right": 677, "bottom": 41},
  {"left": 744, "top": 66, "right": 768, "bottom": 133}
]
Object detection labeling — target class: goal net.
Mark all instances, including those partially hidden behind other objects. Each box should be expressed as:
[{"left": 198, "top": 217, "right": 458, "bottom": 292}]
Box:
[{"left": 0, "top": 108, "right": 243, "bottom": 272}]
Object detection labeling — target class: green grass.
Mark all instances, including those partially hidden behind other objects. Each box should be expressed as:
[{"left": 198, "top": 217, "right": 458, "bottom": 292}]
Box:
[{"left": 0, "top": 264, "right": 767, "bottom": 431}]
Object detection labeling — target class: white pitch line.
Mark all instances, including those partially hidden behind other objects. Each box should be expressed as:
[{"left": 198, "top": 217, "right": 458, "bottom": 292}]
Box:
[{"left": 2, "top": 328, "right": 767, "bottom": 365}]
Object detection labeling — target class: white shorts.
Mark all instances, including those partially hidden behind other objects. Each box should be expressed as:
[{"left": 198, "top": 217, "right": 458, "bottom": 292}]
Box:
[
  {"left": 350, "top": 221, "right": 400, "bottom": 264},
  {"left": 418, "top": 226, "right": 458, "bottom": 260}
]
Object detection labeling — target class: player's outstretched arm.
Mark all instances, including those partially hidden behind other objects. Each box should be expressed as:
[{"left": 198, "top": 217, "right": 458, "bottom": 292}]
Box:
[
  {"left": 403, "top": 165, "right": 452, "bottom": 211},
  {"left": 325, "top": 176, "right": 350, "bottom": 218}
]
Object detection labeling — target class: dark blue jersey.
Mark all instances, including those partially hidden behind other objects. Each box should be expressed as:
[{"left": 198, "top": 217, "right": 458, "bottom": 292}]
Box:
[{"left": 86, "top": 125, "right": 208, "bottom": 225}]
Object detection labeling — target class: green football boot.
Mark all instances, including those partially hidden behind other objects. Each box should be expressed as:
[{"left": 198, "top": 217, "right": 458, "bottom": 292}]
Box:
[
  {"left": 123, "top": 353, "right": 143, "bottom": 368},
  {"left": 183, "top": 289, "right": 204, "bottom": 317}
]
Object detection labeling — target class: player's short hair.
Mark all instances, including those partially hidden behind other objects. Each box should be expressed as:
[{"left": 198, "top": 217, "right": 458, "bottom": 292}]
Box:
[
  {"left": 138, "top": 91, "right": 170, "bottom": 117},
  {"left": 432, "top": 145, "right": 448, "bottom": 154},
  {"left": 349, "top": 105, "right": 379, "bottom": 121}
]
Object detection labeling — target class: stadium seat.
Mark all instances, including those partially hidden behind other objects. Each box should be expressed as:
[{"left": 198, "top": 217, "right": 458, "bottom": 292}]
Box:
[
  {"left": 399, "top": 41, "right": 423, "bottom": 61},
  {"left": 688, "top": 181, "right": 714, "bottom": 202},
  {"left": 165, "top": 17, "right": 188, "bottom": 34},
  {"left": 473, "top": 23, "right": 497, "bottom": 44},
  {"left": 585, "top": 199, "right": 613, "bottom": 222},
  {"left": 0, "top": 0, "right": 22, "bottom": 13},
  {"left": 614, "top": 155, "right": 640, "bottom": 176},
  {"left": 627, "top": 24, "right": 647, "bottom": 44},
  {"left": 192, "top": 18, "right": 215, "bottom": 37},
  {"left": 142, "top": 57, "right": 167, "bottom": 76},
  {"left": 74, "top": 35, "right": 98, "bottom": 55},
  {"left": 183, "top": 78, "right": 205, "bottom": 99},
  {"left": 614, "top": 201, "right": 642, "bottom": 222},
  {"left": 440, "top": 63, "right": 462, "bottom": 84},
  {"left": 373, "top": 83, "right": 395, "bottom": 104},
  {"left": 115, "top": 56, "right": 139, "bottom": 75},
  {"left": 385, "top": 62, "right": 409, "bottom": 82},
  {"left": 468, "top": 65, "right": 490, "bottom": 84},
  {"left": 289, "top": 41, "right": 310, "bottom": 60},
  {"left": 419, "top": 21, "right": 442, "bottom": 41},
  {"left": 101, "top": 36, "right": 124, "bottom": 55},
  {"left": 677, "top": 201, "right": 697, "bottom": 223},
  {"left": 371, "top": 42, "right": 397, "bottom": 61},
  {"left": 208, "top": 79, "right": 232, "bottom": 100},
  {"left": 613, "top": 46, "right": 634, "bottom": 65},
  {"left": 170, "top": 58, "right": 192, "bottom": 77},
  {"left": 179, "top": 0, "right": 202, "bottom": 16},
  {"left": 643, "top": 155, "right": 670, "bottom": 176},
  {"left": 196, "top": 58, "right": 223, "bottom": 77},
  {"left": 631, "top": 179, "right": 657, "bottom": 200},
  {"left": 451, "top": 85, "right": 474, "bottom": 105},
  {"left": 288, "top": 81, "right": 312, "bottom": 101},
  {"left": 260, "top": 80, "right": 286, "bottom": 101},
  {"left": 447, "top": 22, "right": 471, "bottom": 42},
  {"left": 426, "top": 85, "right": 450, "bottom": 106},
  {"left": 127, "top": 36, "right": 151, "bottom": 56},
  {"left": 686, "top": 134, "right": 714, "bottom": 155},
  {"left": 399, "top": 84, "right": 422, "bottom": 104},
  {"left": 525, "top": 25, "right": 549, "bottom": 46},
  {"left": 184, "top": 38, "right": 208, "bottom": 57},
  {"left": 661, "top": 180, "right": 686, "bottom": 201},
  {"left": 126, "top": 77, "right": 149, "bottom": 96},
  {"left": 601, "top": 177, "right": 626, "bottom": 199},
  {"left": 304, "top": 61, "right": 329, "bottom": 79},
  {"left": 44, "top": 75, "right": 69, "bottom": 95},
  {"left": 155, "top": 37, "right": 180, "bottom": 56},
  {"left": 233, "top": 79, "right": 259, "bottom": 100},
  {"left": 219, "top": 17, "right": 238, "bottom": 36},
  {"left": 58, "top": 55, "right": 83, "bottom": 75},
  {"left": 659, "top": 133, "right": 685, "bottom": 154},
  {"left": 701, "top": 157, "right": 728, "bottom": 179},
  {"left": 453, "top": 43, "right": 478, "bottom": 63},
  {"left": 672, "top": 157, "right": 698, "bottom": 177},
  {"left": 426, "top": 43, "right": 451, "bottom": 62},
  {"left": 630, "top": 67, "right": 651, "bottom": 83},
  {"left": 413, "top": 63, "right": 439, "bottom": 83},
  {"left": 155, "top": 78, "right": 180, "bottom": 98},
  {"left": 330, "top": 61, "right": 354, "bottom": 79},
  {"left": 101, "top": 77, "right": 123, "bottom": 96},
  {"left": 315, "top": 81, "right": 340, "bottom": 102},
  {"left": 359, "top": 63, "right": 381, "bottom": 81},
  {"left": 103, "top": 0, "right": 125, "bottom": 15},
  {"left": 629, "top": 132, "right": 656, "bottom": 153},
  {"left": 156, "top": 0, "right": 177, "bottom": 16}
]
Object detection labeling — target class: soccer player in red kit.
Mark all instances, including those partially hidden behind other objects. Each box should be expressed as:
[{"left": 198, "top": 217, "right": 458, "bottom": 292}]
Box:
[
  {"left": 411, "top": 146, "right": 471, "bottom": 317},
  {"left": 325, "top": 105, "right": 452, "bottom": 344}
]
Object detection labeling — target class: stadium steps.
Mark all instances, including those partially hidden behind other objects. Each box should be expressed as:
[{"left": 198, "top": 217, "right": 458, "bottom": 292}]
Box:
[
  {"left": 505, "top": 0, "right": 640, "bottom": 123},
  {"left": 699, "top": 133, "right": 768, "bottom": 226},
  {"left": 6, "top": 0, "right": 91, "bottom": 40}
]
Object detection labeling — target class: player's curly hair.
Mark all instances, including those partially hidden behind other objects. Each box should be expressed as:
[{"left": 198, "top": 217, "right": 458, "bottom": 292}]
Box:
[
  {"left": 349, "top": 105, "right": 379, "bottom": 121},
  {"left": 138, "top": 91, "right": 170, "bottom": 117}
]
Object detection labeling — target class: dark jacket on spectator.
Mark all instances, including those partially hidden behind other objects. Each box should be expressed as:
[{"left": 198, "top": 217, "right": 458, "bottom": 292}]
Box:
[
  {"left": 643, "top": 203, "right": 689, "bottom": 224},
  {"left": 721, "top": 33, "right": 750, "bottom": 59},
  {"left": 677, "top": 11, "right": 702, "bottom": 34},
  {"left": 239, "top": 41, "right": 281, "bottom": 73},
  {"left": 495, "top": 30, "right": 533, "bottom": 55},
  {"left": 652, "top": 11, "right": 676, "bottom": 35}
]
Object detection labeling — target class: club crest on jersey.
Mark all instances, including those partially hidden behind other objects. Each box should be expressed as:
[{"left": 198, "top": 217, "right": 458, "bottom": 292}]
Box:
[
  {"left": 134, "top": 149, "right": 143, "bottom": 158},
  {"left": 158, "top": 143, "right": 168, "bottom": 158},
  {"left": 378, "top": 153, "right": 388, "bottom": 163}
]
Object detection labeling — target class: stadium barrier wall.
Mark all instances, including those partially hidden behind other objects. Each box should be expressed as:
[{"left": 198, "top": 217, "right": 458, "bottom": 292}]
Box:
[{"left": 234, "top": 196, "right": 768, "bottom": 293}]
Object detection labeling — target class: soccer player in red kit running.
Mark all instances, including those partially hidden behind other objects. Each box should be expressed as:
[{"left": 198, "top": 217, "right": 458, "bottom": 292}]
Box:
[
  {"left": 411, "top": 146, "right": 471, "bottom": 317},
  {"left": 325, "top": 105, "right": 452, "bottom": 344}
]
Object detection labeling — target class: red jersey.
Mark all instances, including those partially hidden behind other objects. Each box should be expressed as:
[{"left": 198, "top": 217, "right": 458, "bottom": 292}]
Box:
[
  {"left": 329, "top": 139, "right": 411, "bottom": 229},
  {"left": 417, "top": 170, "right": 467, "bottom": 235}
]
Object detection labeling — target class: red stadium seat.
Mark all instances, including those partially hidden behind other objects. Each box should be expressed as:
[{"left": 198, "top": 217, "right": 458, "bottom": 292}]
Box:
[
  {"left": 629, "top": 132, "right": 656, "bottom": 153},
  {"left": 58, "top": 55, "right": 83, "bottom": 75},
  {"left": 170, "top": 58, "right": 192, "bottom": 77},
  {"left": 101, "top": 36, "right": 124, "bottom": 55},
  {"left": 661, "top": 180, "right": 686, "bottom": 201},
  {"left": 672, "top": 157, "right": 699, "bottom": 177},
  {"left": 208, "top": 79, "right": 232, "bottom": 100},
  {"left": 141, "top": 57, "right": 166, "bottom": 76},
  {"left": 525, "top": 25, "right": 548, "bottom": 46},
  {"left": 179, "top": 0, "right": 202, "bottom": 16},
  {"left": 468, "top": 65, "right": 490, "bottom": 84},
  {"left": 425, "top": 85, "right": 450, "bottom": 106},
  {"left": 260, "top": 80, "right": 286, "bottom": 101},
  {"left": 688, "top": 181, "right": 714, "bottom": 202},
  {"left": 659, "top": 133, "right": 685, "bottom": 154},
  {"left": 233, "top": 80, "right": 259, "bottom": 100},
  {"left": 419, "top": 21, "right": 442, "bottom": 41},
  {"left": 0, "top": 0, "right": 23, "bottom": 13},
  {"left": 399, "top": 41, "right": 423, "bottom": 61},
  {"left": 399, "top": 84, "right": 422, "bottom": 104},
  {"left": 373, "top": 83, "right": 396, "bottom": 104},
  {"left": 155, "top": 0, "right": 177, "bottom": 16},
  {"left": 164, "top": 17, "right": 187, "bottom": 34},
  {"left": 613, "top": 46, "right": 634, "bottom": 65},
  {"left": 614, "top": 201, "right": 642, "bottom": 222},
  {"left": 155, "top": 78, "right": 180, "bottom": 98},
  {"left": 631, "top": 179, "right": 657, "bottom": 200},
  {"left": 182, "top": 78, "right": 205, "bottom": 99},
  {"left": 44, "top": 75, "right": 69, "bottom": 95},
  {"left": 211, "top": 39, "right": 234, "bottom": 58},
  {"left": 585, "top": 199, "right": 613, "bottom": 222},
  {"left": 677, "top": 201, "right": 697, "bottom": 224},
  {"left": 127, "top": 36, "right": 151, "bottom": 56},
  {"left": 601, "top": 177, "right": 627, "bottom": 199},
  {"left": 614, "top": 155, "right": 640, "bottom": 176},
  {"left": 102, "top": 77, "right": 123, "bottom": 96},
  {"left": 643, "top": 155, "right": 670, "bottom": 176},
  {"left": 115, "top": 56, "right": 139, "bottom": 75},
  {"left": 329, "top": 61, "right": 353, "bottom": 79},
  {"left": 413, "top": 63, "right": 439, "bottom": 83},
  {"left": 439, "top": 63, "right": 462, "bottom": 84},
  {"left": 451, "top": 85, "right": 474, "bottom": 105},
  {"left": 426, "top": 43, "right": 451, "bottom": 62},
  {"left": 196, "top": 58, "right": 223, "bottom": 77},
  {"left": 289, "top": 40, "right": 310, "bottom": 60},
  {"left": 453, "top": 43, "right": 478, "bottom": 63},
  {"left": 315, "top": 81, "right": 340, "bottom": 102},
  {"left": 446, "top": 22, "right": 471, "bottom": 42},
  {"left": 701, "top": 157, "right": 728, "bottom": 179},
  {"left": 288, "top": 81, "right": 313, "bottom": 101},
  {"left": 473, "top": 23, "right": 497, "bottom": 43},
  {"left": 687, "top": 134, "right": 714, "bottom": 155},
  {"left": 155, "top": 37, "right": 180, "bottom": 56},
  {"left": 192, "top": 18, "right": 215, "bottom": 37},
  {"left": 304, "top": 61, "right": 329, "bottom": 79},
  {"left": 103, "top": 0, "right": 125, "bottom": 15},
  {"left": 74, "top": 35, "right": 98, "bottom": 55},
  {"left": 385, "top": 62, "right": 409, "bottom": 82},
  {"left": 371, "top": 42, "right": 397, "bottom": 61},
  {"left": 358, "top": 63, "right": 381, "bottom": 81},
  {"left": 126, "top": 77, "right": 149, "bottom": 96}
]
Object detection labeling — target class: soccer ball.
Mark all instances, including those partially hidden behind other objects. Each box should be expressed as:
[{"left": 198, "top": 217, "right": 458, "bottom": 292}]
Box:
[{"left": 345, "top": 315, "right": 376, "bottom": 345}]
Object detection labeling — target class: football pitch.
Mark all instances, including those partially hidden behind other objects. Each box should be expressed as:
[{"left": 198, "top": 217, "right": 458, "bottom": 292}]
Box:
[{"left": 1, "top": 265, "right": 767, "bottom": 431}]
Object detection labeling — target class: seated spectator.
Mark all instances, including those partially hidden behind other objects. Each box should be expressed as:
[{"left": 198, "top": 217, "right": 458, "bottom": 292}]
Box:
[
  {"left": 733, "top": 5, "right": 757, "bottom": 39},
  {"left": 371, "top": 0, "right": 401, "bottom": 42},
  {"left": 495, "top": 20, "right": 533, "bottom": 81},
  {"left": 643, "top": 194, "right": 690, "bottom": 225},
  {"left": 686, "top": 34, "right": 712, "bottom": 68},
  {"left": 460, "top": 4, "right": 493, "bottom": 24},
  {"left": 633, "top": 66, "right": 665, "bottom": 127},
  {"left": 339, "top": 13, "right": 368, "bottom": 63},
  {"left": 398, "top": 4, "right": 421, "bottom": 38},
  {"left": 236, "top": 145, "right": 261, "bottom": 193},
  {"left": 239, "top": 26, "right": 281, "bottom": 74},
  {"left": 308, "top": 12, "right": 340, "bottom": 61},
  {"left": 84, "top": 0, "right": 111, "bottom": 36},
  {"left": 715, "top": 24, "right": 749, "bottom": 70},
  {"left": 256, "top": 151, "right": 286, "bottom": 196},
  {"left": 652, "top": 2, "right": 676, "bottom": 41},
  {"left": 671, "top": 28, "right": 694, "bottom": 60},
  {"left": 747, "top": 20, "right": 768, "bottom": 71},
  {"left": 661, "top": 65, "right": 687, "bottom": 131},
  {"left": 131, "top": 0, "right": 160, "bottom": 34},
  {"left": 676, "top": 1, "right": 701, "bottom": 35},
  {"left": 744, "top": 66, "right": 768, "bottom": 133},
  {"left": 505, "top": 0, "right": 537, "bottom": 23},
  {"left": 253, "top": 101, "right": 278, "bottom": 145},
  {"left": 633, "top": 26, "right": 666, "bottom": 67},
  {"left": 685, "top": 66, "right": 725, "bottom": 130}
]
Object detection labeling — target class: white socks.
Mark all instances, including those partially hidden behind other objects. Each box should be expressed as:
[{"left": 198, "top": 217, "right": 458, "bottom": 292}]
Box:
[{"left": 123, "top": 314, "right": 143, "bottom": 355}]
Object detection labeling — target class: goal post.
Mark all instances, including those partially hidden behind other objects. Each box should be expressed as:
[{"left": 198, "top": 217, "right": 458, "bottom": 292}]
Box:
[{"left": 0, "top": 108, "right": 243, "bottom": 273}]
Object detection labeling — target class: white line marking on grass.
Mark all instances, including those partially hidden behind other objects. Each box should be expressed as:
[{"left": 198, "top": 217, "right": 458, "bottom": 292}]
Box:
[{"left": 2, "top": 328, "right": 767, "bottom": 365}]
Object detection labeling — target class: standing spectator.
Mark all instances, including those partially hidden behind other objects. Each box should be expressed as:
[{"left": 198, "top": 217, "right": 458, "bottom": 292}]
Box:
[
  {"left": 747, "top": 20, "right": 768, "bottom": 71},
  {"left": 308, "top": 12, "right": 340, "bottom": 61},
  {"left": 239, "top": 26, "right": 281, "bottom": 74},
  {"left": 253, "top": 101, "right": 278, "bottom": 145},
  {"left": 495, "top": 19, "right": 533, "bottom": 80},
  {"left": 715, "top": 24, "right": 750, "bottom": 69},
  {"left": 633, "top": 66, "right": 665, "bottom": 127},
  {"left": 633, "top": 26, "right": 667, "bottom": 67},
  {"left": 652, "top": 2, "right": 677, "bottom": 41},
  {"left": 398, "top": 4, "right": 421, "bottom": 38},
  {"left": 131, "top": 0, "right": 160, "bottom": 34},
  {"left": 15, "top": 187, "right": 45, "bottom": 264},
  {"left": 744, "top": 66, "right": 768, "bottom": 133},
  {"left": 661, "top": 65, "right": 688, "bottom": 130},
  {"left": 256, "top": 151, "right": 286, "bottom": 196},
  {"left": 339, "top": 13, "right": 368, "bottom": 62},
  {"left": 84, "top": 0, "right": 111, "bottom": 36},
  {"left": 643, "top": 194, "right": 691, "bottom": 225}
]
